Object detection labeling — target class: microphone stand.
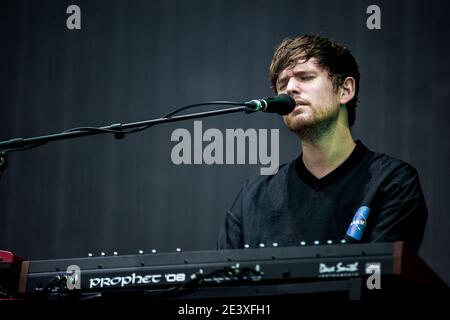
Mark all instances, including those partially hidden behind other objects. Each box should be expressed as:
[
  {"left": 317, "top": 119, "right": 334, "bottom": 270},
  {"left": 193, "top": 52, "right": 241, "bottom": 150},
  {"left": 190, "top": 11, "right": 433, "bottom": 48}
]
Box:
[{"left": 0, "top": 104, "right": 256, "bottom": 181}]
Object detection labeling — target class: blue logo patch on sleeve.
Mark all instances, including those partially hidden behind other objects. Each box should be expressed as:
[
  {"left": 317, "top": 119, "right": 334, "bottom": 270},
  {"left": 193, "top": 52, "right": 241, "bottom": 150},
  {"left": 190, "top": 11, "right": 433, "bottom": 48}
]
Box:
[{"left": 346, "top": 206, "right": 371, "bottom": 241}]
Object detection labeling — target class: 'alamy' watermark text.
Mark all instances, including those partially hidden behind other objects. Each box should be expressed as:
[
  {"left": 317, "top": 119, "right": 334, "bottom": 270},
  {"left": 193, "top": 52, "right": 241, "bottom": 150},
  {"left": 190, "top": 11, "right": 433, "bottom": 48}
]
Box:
[{"left": 170, "top": 121, "right": 279, "bottom": 175}]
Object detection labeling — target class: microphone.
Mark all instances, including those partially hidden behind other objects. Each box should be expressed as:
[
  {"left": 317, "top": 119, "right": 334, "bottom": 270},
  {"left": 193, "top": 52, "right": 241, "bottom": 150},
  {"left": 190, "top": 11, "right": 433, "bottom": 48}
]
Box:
[{"left": 245, "top": 94, "right": 295, "bottom": 115}]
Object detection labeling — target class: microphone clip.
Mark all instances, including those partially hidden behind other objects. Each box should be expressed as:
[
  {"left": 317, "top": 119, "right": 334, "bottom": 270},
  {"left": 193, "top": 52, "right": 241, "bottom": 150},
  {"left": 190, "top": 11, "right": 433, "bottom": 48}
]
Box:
[{"left": 245, "top": 99, "right": 268, "bottom": 112}]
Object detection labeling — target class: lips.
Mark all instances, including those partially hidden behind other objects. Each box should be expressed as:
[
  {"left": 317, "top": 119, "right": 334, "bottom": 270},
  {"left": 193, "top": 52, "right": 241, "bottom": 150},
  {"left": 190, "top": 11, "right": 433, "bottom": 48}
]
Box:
[
  {"left": 295, "top": 99, "right": 309, "bottom": 106},
  {"left": 291, "top": 100, "right": 309, "bottom": 114}
]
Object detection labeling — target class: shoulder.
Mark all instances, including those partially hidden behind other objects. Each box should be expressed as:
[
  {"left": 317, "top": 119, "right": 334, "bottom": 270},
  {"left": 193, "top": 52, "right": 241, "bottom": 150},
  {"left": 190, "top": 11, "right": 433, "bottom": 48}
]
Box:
[
  {"left": 367, "top": 149, "right": 418, "bottom": 176},
  {"left": 364, "top": 148, "right": 422, "bottom": 191},
  {"left": 227, "top": 160, "right": 295, "bottom": 214}
]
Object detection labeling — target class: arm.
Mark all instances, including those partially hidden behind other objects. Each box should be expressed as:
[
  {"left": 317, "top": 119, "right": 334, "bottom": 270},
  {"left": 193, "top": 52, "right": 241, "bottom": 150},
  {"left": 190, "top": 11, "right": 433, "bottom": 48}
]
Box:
[
  {"left": 368, "top": 164, "right": 428, "bottom": 253},
  {"left": 217, "top": 182, "right": 247, "bottom": 250},
  {"left": 217, "top": 210, "right": 243, "bottom": 249}
]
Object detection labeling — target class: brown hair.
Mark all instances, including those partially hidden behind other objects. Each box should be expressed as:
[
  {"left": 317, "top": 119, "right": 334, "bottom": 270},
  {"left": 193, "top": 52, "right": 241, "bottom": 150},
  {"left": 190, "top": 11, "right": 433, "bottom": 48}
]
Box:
[{"left": 269, "top": 35, "right": 360, "bottom": 127}]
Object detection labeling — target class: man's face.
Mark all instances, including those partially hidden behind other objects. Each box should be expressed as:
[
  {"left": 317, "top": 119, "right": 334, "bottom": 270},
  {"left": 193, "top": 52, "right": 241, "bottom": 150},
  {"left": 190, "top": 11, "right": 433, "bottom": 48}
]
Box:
[{"left": 276, "top": 58, "right": 341, "bottom": 134}]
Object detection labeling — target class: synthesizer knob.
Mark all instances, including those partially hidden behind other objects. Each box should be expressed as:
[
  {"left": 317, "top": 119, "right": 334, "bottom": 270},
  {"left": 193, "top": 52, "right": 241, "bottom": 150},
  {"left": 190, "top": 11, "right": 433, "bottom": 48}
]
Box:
[
  {"left": 313, "top": 241, "right": 320, "bottom": 245},
  {"left": 190, "top": 273, "right": 198, "bottom": 280},
  {"left": 300, "top": 241, "right": 306, "bottom": 246},
  {"left": 244, "top": 244, "right": 250, "bottom": 249},
  {"left": 138, "top": 250, "right": 144, "bottom": 254},
  {"left": 326, "top": 240, "right": 333, "bottom": 244}
]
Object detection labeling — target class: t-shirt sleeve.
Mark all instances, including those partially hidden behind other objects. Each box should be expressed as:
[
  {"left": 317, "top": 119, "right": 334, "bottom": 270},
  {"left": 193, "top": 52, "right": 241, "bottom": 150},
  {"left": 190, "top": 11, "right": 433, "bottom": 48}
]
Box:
[
  {"left": 217, "top": 182, "right": 247, "bottom": 250},
  {"left": 368, "top": 164, "right": 428, "bottom": 253}
]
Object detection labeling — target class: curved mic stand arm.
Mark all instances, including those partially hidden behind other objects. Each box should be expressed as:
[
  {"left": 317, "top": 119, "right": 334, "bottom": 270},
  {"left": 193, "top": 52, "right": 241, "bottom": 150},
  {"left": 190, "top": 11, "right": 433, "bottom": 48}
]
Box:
[{"left": 0, "top": 103, "right": 257, "bottom": 181}]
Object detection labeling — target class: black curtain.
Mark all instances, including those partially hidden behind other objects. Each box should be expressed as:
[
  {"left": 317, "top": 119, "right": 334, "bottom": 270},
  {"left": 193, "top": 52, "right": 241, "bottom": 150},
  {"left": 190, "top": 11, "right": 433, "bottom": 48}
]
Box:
[{"left": 1, "top": 0, "right": 449, "bottom": 285}]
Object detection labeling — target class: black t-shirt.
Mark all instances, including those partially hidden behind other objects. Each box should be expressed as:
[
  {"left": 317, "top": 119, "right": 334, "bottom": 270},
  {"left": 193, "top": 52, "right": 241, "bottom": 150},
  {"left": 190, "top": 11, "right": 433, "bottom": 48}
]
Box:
[{"left": 218, "top": 140, "right": 428, "bottom": 253}]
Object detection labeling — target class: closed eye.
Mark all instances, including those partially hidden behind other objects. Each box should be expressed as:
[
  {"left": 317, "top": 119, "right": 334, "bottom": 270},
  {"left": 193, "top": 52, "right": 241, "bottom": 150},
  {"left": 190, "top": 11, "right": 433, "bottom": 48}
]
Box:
[{"left": 276, "top": 81, "right": 287, "bottom": 91}]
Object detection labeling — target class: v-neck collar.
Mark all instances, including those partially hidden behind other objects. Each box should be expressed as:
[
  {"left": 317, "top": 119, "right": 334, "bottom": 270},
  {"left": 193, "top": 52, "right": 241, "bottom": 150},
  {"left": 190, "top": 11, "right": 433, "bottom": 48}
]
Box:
[{"left": 295, "top": 140, "right": 368, "bottom": 191}]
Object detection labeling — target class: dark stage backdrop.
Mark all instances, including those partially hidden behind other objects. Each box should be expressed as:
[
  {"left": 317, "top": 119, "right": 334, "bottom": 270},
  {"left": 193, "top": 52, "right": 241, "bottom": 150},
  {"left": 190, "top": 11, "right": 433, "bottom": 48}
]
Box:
[{"left": 1, "top": 0, "right": 449, "bottom": 285}]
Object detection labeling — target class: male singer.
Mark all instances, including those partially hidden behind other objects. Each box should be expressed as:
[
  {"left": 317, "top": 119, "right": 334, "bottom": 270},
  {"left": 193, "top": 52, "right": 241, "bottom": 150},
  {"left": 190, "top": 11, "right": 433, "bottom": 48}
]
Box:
[{"left": 218, "top": 35, "right": 427, "bottom": 253}]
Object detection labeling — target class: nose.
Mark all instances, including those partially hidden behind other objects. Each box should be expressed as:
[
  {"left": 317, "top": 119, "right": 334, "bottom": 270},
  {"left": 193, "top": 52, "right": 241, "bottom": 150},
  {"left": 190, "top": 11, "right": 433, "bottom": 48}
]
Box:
[{"left": 285, "top": 78, "right": 301, "bottom": 96}]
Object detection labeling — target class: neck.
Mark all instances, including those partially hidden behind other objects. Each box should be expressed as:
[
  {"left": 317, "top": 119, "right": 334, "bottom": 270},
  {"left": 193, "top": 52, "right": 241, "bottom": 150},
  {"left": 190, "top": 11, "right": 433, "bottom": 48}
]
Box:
[{"left": 299, "top": 115, "right": 355, "bottom": 179}]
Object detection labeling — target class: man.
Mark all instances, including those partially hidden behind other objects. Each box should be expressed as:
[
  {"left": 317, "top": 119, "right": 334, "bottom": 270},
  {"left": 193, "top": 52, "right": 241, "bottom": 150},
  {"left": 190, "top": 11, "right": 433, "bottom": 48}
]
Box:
[{"left": 218, "top": 35, "right": 428, "bottom": 253}]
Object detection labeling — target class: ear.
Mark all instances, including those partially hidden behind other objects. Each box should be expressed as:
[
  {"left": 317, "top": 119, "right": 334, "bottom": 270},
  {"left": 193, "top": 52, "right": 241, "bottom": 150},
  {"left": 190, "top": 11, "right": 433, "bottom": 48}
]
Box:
[{"left": 339, "top": 77, "right": 356, "bottom": 105}]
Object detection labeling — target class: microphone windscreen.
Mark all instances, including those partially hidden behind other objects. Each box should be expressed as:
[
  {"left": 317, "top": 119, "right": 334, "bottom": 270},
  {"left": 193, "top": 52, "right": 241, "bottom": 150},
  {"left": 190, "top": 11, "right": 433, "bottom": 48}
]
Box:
[{"left": 268, "top": 94, "right": 295, "bottom": 115}]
